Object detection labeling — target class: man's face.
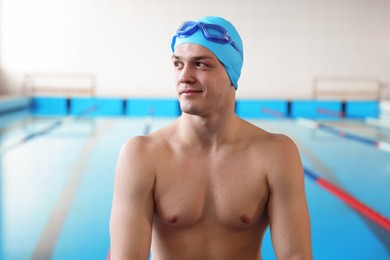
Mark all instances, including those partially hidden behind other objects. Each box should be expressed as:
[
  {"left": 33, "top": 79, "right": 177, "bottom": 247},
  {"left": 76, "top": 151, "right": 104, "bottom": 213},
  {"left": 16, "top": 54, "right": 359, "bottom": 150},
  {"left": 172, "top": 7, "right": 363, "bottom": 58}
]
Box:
[{"left": 172, "top": 43, "right": 233, "bottom": 116}]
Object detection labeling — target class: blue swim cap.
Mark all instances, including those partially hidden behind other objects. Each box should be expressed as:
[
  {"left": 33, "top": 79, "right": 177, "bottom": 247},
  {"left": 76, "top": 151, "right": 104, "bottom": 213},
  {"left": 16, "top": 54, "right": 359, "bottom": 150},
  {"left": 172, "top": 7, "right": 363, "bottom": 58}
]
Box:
[{"left": 171, "top": 16, "right": 244, "bottom": 90}]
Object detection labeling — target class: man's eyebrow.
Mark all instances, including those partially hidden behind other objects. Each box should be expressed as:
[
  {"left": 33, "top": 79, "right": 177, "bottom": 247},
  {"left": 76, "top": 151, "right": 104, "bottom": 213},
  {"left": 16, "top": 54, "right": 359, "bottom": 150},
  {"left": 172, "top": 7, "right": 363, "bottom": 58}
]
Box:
[{"left": 172, "top": 55, "right": 215, "bottom": 61}]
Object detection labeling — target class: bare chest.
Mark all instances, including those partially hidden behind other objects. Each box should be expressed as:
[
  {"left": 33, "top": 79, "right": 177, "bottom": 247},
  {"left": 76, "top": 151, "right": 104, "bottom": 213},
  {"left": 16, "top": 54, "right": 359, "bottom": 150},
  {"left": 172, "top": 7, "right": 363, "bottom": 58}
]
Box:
[{"left": 153, "top": 154, "right": 269, "bottom": 229}]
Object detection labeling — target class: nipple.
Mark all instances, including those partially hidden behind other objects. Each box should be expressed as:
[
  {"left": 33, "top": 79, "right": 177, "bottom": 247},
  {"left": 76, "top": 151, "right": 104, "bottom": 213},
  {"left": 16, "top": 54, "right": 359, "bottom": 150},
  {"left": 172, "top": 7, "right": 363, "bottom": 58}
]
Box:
[
  {"left": 240, "top": 215, "right": 251, "bottom": 224},
  {"left": 167, "top": 215, "right": 178, "bottom": 224}
]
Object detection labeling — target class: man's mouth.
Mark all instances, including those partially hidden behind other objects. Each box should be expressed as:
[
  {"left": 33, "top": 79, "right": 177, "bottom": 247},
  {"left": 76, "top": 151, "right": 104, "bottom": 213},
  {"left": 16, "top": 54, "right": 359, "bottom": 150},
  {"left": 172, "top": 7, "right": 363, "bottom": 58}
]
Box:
[{"left": 179, "top": 89, "right": 203, "bottom": 95}]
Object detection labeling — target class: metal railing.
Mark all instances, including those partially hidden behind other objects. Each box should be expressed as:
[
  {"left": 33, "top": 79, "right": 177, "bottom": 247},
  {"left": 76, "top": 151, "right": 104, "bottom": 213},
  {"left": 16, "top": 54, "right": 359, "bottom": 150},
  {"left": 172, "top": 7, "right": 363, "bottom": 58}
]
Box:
[
  {"left": 23, "top": 73, "right": 96, "bottom": 97},
  {"left": 312, "top": 76, "right": 388, "bottom": 101}
]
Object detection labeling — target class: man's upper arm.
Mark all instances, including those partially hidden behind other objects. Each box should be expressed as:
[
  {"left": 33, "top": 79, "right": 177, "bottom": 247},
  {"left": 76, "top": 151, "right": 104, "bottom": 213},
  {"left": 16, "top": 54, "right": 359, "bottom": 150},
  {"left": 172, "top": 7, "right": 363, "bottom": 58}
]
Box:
[
  {"left": 110, "top": 137, "right": 155, "bottom": 260},
  {"left": 266, "top": 135, "right": 312, "bottom": 259}
]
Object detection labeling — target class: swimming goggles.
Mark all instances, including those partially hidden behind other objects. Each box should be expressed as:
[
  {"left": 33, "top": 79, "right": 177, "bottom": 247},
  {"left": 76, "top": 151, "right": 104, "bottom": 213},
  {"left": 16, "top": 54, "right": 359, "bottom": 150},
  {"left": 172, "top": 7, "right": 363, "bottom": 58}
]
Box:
[{"left": 171, "top": 21, "right": 243, "bottom": 59}]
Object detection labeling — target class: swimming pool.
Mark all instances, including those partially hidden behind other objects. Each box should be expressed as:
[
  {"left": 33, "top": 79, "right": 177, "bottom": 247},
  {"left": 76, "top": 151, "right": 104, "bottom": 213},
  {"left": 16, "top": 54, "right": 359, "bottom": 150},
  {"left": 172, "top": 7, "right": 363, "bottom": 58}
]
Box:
[{"left": 0, "top": 109, "right": 389, "bottom": 259}]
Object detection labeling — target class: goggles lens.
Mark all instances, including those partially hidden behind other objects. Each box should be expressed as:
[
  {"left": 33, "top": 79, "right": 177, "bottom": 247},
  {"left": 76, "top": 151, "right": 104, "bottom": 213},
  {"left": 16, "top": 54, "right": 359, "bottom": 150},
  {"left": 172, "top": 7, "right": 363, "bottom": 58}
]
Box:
[{"left": 172, "top": 21, "right": 243, "bottom": 59}]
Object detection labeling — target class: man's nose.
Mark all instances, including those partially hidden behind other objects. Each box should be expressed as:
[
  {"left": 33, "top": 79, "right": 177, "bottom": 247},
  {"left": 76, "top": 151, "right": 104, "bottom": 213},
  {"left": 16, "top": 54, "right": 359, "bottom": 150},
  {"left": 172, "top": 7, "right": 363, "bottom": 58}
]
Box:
[{"left": 179, "top": 65, "right": 195, "bottom": 84}]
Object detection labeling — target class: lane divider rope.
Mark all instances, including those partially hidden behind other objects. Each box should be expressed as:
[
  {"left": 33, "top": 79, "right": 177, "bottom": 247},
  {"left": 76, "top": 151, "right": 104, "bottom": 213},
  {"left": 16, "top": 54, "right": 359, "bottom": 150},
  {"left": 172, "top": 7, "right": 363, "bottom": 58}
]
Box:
[
  {"left": 304, "top": 167, "right": 390, "bottom": 232},
  {"left": 258, "top": 107, "right": 390, "bottom": 231},
  {"left": 296, "top": 118, "right": 390, "bottom": 153},
  {"left": 0, "top": 105, "right": 98, "bottom": 154}
]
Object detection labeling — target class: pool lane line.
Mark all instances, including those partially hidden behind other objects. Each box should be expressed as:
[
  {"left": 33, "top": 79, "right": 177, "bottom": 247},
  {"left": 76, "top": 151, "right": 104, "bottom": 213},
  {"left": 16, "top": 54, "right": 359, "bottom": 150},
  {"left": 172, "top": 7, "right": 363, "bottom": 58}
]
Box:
[
  {"left": 310, "top": 108, "right": 390, "bottom": 140},
  {"left": 262, "top": 106, "right": 390, "bottom": 152},
  {"left": 0, "top": 105, "right": 98, "bottom": 154},
  {"left": 31, "top": 119, "right": 114, "bottom": 260},
  {"left": 250, "top": 117, "right": 390, "bottom": 232},
  {"left": 296, "top": 118, "right": 390, "bottom": 153},
  {"left": 304, "top": 167, "right": 390, "bottom": 232}
]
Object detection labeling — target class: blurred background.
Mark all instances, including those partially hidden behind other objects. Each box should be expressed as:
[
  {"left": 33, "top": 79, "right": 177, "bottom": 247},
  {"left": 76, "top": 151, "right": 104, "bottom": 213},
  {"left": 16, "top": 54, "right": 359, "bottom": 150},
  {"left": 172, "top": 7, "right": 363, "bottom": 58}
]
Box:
[
  {"left": 1, "top": 0, "right": 389, "bottom": 99},
  {"left": 0, "top": 0, "right": 389, "bottom": 259}
]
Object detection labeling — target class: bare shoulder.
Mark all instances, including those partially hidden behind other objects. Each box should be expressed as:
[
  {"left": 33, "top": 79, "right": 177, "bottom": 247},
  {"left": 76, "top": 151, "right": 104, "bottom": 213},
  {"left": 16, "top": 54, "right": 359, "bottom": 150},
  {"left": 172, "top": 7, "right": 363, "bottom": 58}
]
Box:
[
  {"left": 241, "top": 120, "right": 302, "bottom": 180},
  {"left": 265, "top": 132, "right": 299, "bottom": 155},
  {"left": 113, "top": 135, "right": 158, "bottom": 191},
  {"left": 263, "top": 134, "right": 303, "bottom": 188},
  {"left": 117, "top": 121, "right": 176, "bottom": 172},
  {"left": 242, "top": 119, "right": 298, "bottom": 151},
  {"left": 118, "top": 135, "right": 154, "bottom": 165},
  {"left": 120, "top": 120, "right": 176, "bottom": 157},
  {"left": 116, "top": 134, "right": 164, "bottom": 180}
]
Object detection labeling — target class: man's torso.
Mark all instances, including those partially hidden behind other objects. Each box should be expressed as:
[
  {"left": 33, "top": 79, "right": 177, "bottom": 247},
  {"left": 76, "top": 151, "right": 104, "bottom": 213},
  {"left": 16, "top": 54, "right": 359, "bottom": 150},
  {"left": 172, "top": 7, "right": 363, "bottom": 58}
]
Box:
[{"left": 148, "top": 120, "right": 273, "bottom": 259}]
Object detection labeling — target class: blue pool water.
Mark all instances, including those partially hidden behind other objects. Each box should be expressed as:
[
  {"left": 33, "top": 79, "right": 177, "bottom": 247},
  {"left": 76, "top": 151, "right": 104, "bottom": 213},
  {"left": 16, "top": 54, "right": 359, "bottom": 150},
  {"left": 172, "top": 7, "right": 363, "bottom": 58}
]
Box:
[{"left": 0, "top": 110, "right": 389, "bottom": 259}]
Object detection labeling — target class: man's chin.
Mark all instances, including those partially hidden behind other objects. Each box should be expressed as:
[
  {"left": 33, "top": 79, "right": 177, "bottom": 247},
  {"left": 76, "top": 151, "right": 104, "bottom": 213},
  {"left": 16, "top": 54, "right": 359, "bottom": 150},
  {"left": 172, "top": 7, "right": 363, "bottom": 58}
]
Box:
[{"left": 180, "top": 105, "right": 202, "bottom": 116}]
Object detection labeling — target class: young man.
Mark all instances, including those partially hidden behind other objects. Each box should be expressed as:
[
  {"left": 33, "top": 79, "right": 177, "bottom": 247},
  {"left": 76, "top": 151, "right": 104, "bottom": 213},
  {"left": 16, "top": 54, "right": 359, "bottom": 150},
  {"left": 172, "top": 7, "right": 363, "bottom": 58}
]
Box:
[{"left": 110, "top": 16, "right": 312, "bottom": 259}]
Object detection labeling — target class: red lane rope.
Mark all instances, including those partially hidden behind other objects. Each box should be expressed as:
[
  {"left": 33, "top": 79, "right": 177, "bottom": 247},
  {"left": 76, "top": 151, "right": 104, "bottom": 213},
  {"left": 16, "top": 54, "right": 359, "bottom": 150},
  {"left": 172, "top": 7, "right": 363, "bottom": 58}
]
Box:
[
  {"left": 258, "top": 108, "right": 389, "bottom": 231},
  {"left": 304, "top": 167, "right": 390, "bottom": 232},
  {"left": 317, "top": 179, "right": 390, "bottom": 231}
]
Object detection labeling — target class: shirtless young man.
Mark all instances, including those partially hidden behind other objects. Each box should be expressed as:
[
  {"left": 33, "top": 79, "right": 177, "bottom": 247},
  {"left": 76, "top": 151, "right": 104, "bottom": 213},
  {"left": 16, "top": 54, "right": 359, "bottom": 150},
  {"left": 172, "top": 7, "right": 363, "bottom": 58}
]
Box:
[{"left": 110, "top": 16, "right": 312, "bottom": 260}]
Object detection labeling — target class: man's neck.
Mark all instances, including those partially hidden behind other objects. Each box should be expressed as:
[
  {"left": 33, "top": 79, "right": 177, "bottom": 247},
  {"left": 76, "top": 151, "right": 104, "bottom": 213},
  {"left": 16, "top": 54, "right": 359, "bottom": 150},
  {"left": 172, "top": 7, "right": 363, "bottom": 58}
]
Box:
[{"left": 178, "top": 112, "right": 240, "bottom": 151}]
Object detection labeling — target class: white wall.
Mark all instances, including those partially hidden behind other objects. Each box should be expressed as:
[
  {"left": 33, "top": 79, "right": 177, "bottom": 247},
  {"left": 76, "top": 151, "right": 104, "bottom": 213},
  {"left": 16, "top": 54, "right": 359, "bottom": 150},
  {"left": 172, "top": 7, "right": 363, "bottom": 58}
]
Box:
[{"left": 1, "top": 0, "right": 389, "bottom": 99}]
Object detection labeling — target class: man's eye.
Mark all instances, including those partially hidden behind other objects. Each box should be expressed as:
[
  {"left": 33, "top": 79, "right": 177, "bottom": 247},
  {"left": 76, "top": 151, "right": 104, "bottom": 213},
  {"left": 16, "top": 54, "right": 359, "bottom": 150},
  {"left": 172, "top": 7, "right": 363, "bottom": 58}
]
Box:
[
  {"left": 196, "top": 62, "right": 207, "bottom": 68},
  {"left": 173, "top": 61, "right": 183, "bottom": 69}
]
